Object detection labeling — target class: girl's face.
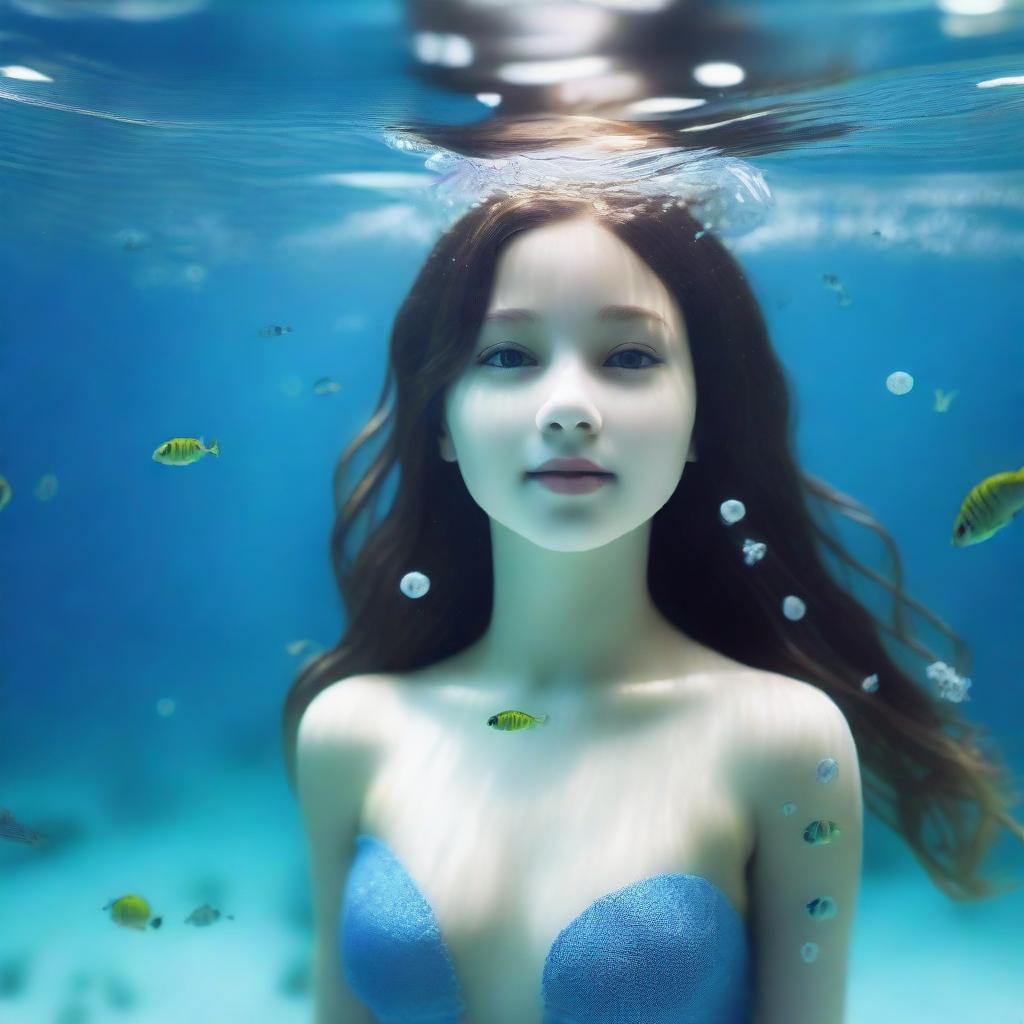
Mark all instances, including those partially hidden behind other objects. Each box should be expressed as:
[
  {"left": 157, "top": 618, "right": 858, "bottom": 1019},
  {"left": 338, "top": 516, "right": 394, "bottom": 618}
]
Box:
[{"left": 440, "top": 214, "right": 698, "bottom": 552}]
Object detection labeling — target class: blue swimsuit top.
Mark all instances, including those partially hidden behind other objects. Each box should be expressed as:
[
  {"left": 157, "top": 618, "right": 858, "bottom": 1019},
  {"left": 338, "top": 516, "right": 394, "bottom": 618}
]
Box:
[{"left": 339, "top": 833, "right": 753, "bottom": 1024}]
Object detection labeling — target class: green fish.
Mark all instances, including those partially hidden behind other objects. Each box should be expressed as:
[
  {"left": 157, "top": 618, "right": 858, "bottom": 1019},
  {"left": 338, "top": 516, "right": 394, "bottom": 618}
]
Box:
[
  {"left": 952, "top": 466, "right": 1024, "bottom": 547},
  {"left": 486, "top": 710, "right": 550, "bottom": 732},
  {"left": 803, "top": 820, "right": 841, "bottom": 846},
  {"left": 103, "top": 895, "right": 162, "bottom": 931},
  {"left": 0, "top": 475, "right": 10, "bottom": 512}
]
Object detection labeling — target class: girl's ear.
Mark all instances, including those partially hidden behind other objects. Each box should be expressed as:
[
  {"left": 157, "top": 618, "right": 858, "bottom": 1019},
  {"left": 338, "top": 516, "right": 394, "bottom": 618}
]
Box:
[{"left": 439, "top": 426, "right": 457, "bottom": 463}]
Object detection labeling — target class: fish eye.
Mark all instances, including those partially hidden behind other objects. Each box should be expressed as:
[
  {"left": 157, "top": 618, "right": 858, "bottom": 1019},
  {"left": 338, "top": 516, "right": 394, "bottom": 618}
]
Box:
[{"left": 956, "top": 524, "right": 966, "bottom": 536}]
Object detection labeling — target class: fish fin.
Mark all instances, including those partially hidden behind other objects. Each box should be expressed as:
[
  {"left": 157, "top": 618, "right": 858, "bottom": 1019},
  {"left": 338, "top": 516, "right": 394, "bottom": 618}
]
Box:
[
  {"left": 207, "top": 439, "right": 220, "bottom": 457},
  {"left": 538, "top": 714, "right": 550, "bottom": 726}
]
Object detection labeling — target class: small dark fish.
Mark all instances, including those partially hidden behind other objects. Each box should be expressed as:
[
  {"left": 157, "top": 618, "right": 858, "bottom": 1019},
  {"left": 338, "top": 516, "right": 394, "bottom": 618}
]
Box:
[
  {"left": 486, "top": 710, "right": 550, "bottom": 732},
  {"left": 185, "top": 902, "right": 234, "bottom": 927},
  {"left": 0, "top": 808, "right": 45, "bottom": 846},
  {"left": 312, "top": 377, "right": 341, "bottom": 396},
  {"left": 259, "top": 325, "right": 292, "bottom": 337},
  {"left": 116, "top": 228, "right": 148, "bottom": 252}
]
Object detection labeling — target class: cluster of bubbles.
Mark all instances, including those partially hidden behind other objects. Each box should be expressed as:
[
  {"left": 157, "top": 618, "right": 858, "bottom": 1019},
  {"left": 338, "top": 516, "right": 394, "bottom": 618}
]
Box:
[
  {"left": 384, "top": 130, "right": 775, "bottom": 237},
  {"left": 719, "top": 498, "right": 802, "bottom": 617},
  {"left": 742, "top": 539, "right": 766, "bottom": 566},
  {"left": 926, "top": 660, "right": 972, "bottom": 703}
]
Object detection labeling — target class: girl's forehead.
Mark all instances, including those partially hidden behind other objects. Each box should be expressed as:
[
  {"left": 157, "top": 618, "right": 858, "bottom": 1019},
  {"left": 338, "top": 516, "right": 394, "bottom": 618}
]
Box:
[{"left": 487, "top": 217, "right": 680, "bottom": 329}]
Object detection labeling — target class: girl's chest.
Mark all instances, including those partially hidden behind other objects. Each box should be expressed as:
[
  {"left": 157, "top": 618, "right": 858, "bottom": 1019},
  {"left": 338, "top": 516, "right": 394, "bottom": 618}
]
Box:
[{"left": 355, "top": 682, "right": 757, "bottom": 1022}]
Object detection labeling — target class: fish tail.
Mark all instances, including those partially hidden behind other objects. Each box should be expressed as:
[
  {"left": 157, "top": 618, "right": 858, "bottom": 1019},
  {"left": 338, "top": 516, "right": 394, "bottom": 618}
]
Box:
[
  {"left": 207, "top": 439, "right": 220, "bottom": 457},
  {"left": 537, "top": 714, "right": 550, "bottom": 726}
]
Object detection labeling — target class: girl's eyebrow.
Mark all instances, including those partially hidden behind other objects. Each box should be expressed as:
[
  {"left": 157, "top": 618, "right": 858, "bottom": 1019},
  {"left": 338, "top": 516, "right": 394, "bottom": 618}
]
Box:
[{"left": 483, "top": 304, "right": 670, "bottom": 330}]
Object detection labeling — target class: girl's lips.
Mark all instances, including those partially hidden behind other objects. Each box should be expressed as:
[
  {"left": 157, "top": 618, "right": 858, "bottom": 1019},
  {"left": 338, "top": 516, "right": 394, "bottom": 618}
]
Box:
[
  {"left": 530, "top": 458, "right": 611, "bottom": 474},
  {"left": 528, "top": 472, "right": 613, "bottom": 494}
]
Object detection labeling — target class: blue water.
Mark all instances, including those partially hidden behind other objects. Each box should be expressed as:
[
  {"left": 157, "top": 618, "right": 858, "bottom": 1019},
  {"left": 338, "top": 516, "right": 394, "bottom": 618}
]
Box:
[{"left": 2, "top": 1, "right": 1023, "bottom": 1022}]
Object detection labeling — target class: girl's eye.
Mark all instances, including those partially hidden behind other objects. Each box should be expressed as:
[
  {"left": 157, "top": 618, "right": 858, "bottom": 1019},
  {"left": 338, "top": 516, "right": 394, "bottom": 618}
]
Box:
[{"left": 477, "top": 345, "right": 662, "bottom": 370}]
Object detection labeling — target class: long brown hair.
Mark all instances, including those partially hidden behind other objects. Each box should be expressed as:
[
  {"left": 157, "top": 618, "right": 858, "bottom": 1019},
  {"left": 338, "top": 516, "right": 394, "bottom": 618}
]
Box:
[{"left": 282, "top": 186, "right": 1024, "bottom": 902}]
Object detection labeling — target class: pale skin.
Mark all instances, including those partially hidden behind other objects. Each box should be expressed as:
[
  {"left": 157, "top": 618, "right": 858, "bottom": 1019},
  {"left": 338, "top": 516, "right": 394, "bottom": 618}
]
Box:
[{"left": 296, "top": 214, "right": 864, "bottom": 1023}]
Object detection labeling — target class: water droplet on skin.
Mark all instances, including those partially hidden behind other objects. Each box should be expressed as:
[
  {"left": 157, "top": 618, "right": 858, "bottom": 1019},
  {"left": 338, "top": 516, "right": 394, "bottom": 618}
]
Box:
[
  {"left": 801, "top": 942, "right": 819, "bottom": 963},
  {"left": 816, "top": 758, "right": 838, "bottom": 784}
]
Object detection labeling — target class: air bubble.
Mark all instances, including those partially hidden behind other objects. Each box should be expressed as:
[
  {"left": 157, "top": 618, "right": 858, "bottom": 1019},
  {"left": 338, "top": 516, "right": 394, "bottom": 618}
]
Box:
[
  {"left": 400, "top": 571, "right": 431, "bottom": 599},
  {"left": 719, "top": 499, "right": 746, "bottom": 524},
  {"left": 886, "top": 371, "right": 914, "bottom": 396}
]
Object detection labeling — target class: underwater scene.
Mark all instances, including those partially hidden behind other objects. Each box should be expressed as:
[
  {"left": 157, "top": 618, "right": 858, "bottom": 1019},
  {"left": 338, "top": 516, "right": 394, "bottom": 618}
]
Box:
[{"left": 2, "top": 0, "right": 1024, "bottom": 1022}]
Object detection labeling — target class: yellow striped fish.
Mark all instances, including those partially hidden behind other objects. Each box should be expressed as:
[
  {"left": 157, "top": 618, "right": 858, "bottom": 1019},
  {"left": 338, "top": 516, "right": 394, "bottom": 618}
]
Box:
[
  {"left": 486, "top": 709, "right": 550, "bottom": 732},
  {"left": 152, "top": 437, "right": 220, "bottom": 467},
  {"left": 952, "top": 466, "right": 1024, "bottom": 547}
]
